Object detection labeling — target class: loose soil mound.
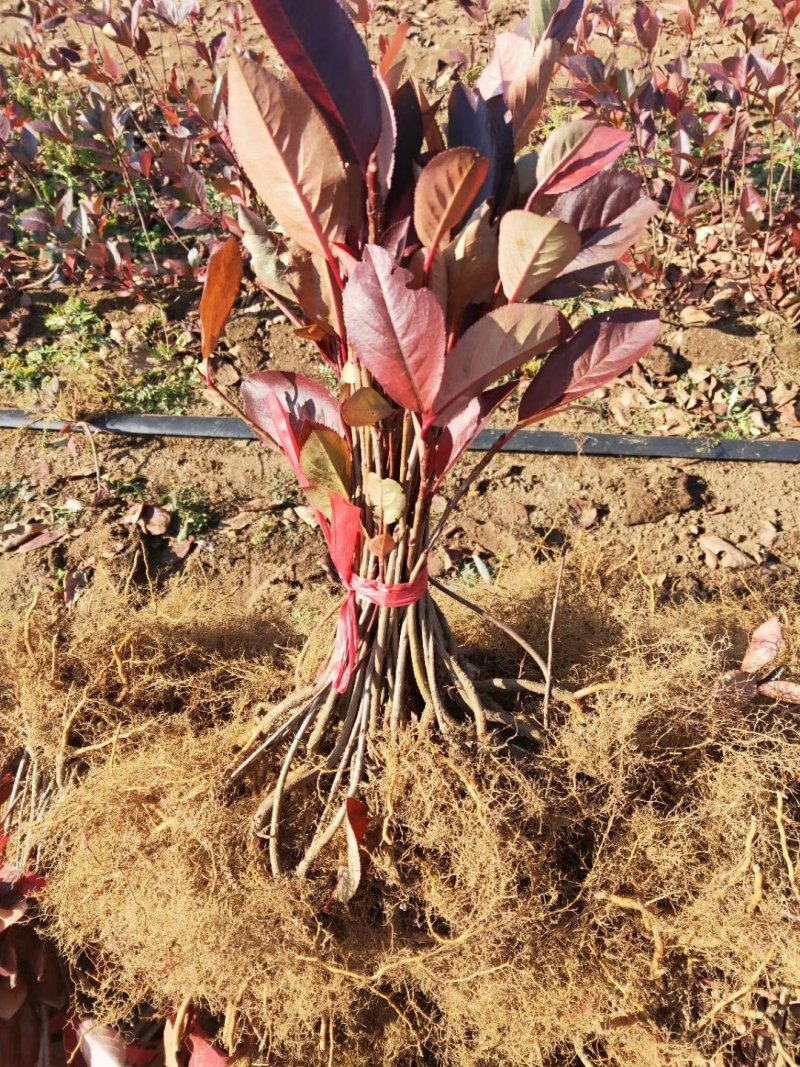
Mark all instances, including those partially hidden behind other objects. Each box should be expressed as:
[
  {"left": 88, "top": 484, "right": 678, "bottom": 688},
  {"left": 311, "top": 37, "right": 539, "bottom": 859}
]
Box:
[{"left": 3, "top": 556, "right": 800, "bottom": 1066}]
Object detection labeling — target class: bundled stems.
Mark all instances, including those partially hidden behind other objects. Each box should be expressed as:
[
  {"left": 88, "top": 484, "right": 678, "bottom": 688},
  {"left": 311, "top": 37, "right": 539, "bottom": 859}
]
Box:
[{"left": 225, "top": 410, "right": 583, "bottom": 878}]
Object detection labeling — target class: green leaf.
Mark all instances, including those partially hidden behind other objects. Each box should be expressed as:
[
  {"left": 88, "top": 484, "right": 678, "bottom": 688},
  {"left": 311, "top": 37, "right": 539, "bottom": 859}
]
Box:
[{"left": 300, "top": 428, "right": 352, "bottom": 518}]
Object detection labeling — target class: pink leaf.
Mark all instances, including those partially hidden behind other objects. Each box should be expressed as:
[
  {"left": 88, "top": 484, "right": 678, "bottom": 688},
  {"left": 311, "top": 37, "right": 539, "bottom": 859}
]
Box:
[
  {"left": 741, "top": 617, "right": 782, "bottom": 674},
  {"left": 519, "top": 309, "right": 660, "bottom": 423},
  {"left": 187, "top": 1026, "right": 232, "bottom": 1067},
  {"left": 343, "top": 245, "right": 445, "bottom": 418},
  {"left": 240, "top": 371, "right": 344, "bottom": 445},
  {"left": 758, "top": 679, "right": 800, "bottom": 704},
  {"left": 433, "top": 303, "right": 565, "bottom": 424},
  {"left": 74, "top": 1021, "right": 127, "bottom": 1067},
  {"left": 324, "top": 494, "right": 362, "bottom": 583}
]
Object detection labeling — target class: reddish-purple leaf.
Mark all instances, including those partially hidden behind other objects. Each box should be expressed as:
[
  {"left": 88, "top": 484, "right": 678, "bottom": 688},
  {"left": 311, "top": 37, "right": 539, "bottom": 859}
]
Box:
[
  {"left": 740, "top": 184, "right": 765, "bottom": 235},
  {"left": 343, "top": 245, "right": 445, "bottom": 418},
  {"left": 414, "top": 147, "right": 489, "bottom": 266},
  {"left": 241, "top": 371, "right": 344, "bottom": 448},
  {"left": 478, "top": 30, "right": 557, "bottom": 151},
  {"left": 537, "top": 195, "right": 660, "bottom": 300},
  {"left": 74, "top": 1021, "right": 127, "bottom": 1067},
  {"left": 433, "top": 303, "right": 565, "bottom": 424},
  {"left": 248, "top": 0, "right": 381, "bottom": 170},
  {"left": 534, "top": 120, "right": 631, "bottom": 199},
  {"left": 447, "top": 83, "right": 514, "bottom": 209},
  {"left": 519, "top": 309, "right": 660, "bottom": 423},
  {"left": 434, "top": 381, "right": 518, "bottom": 480},
  {"left": 741, "top": 616, "right": 782, "bottom": 674},
  {"left": 477, "top": 0, "right": 583, "bottom": 150},
  {"left": 227, "top": 54, "right": 349, "bottom": 261},
  {"left": 200, "top": 237, "right": 242, "bottom": 360},
  {"left": 547, "top": 171, "right": 646, "bottom": 237}
]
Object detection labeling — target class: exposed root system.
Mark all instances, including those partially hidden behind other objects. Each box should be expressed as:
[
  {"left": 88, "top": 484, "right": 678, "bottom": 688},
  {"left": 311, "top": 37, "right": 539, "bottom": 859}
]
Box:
[{"left": 3, "top": 555, "right": 800, "bottom": 1066}]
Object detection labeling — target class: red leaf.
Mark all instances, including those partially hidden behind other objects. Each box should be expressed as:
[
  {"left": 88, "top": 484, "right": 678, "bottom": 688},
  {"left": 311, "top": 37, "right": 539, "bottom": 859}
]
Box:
[
  {"left": 433, "top": 303, "right": 565, "bottom": 424},
  {"left": 534, "top": 120, "right": 631, "bottom": 200},
  {"left": 240, "top": 371, "right": 344, "bottom": 447},
  {"left": 519, "top": 309, "right": 661, "bottom": 423},
  {"left": 187, "top": 1026, "right": 232, "bottom": 1067},
  {"left": 335, "top": 797, "right": 369, "bottom": 905},
  {"left": 247, "top": 0, "right": 381, "bottom": 170},
  {"left": 324, "top": 493, "right": 362, "bottom": 583},
  {"left": 741, "top": 617, "right": 782, "bottom": 674},
  {"left": 200, "top": 237, "right": 242, "bottom": 361},
  {"left": 343, "top": 245, "right": 445, "bottom": 418},
  {"left": 345, "top": 796, "right": 369, "bottom": 845},
  {"left": 433, "top": 381, "right": 518, "bottom": 481}
]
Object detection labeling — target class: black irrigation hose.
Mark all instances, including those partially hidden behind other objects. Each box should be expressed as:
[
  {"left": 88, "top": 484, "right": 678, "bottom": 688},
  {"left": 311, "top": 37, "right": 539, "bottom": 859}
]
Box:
[{"left": 1, "top": 408, "right": 800, "bottom": 462}]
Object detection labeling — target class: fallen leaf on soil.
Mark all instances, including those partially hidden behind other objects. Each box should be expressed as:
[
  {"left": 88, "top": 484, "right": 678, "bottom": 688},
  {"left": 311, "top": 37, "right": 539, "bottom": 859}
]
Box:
[
  {"left": 698, "top": 534, "right": 754, "bottom": 570},
  {"left": 161, "top": 540, "right": 195, "bottom": 567},
  {"left": 64, "top": 568, "right": 89, "bottom": 607},
  {"left": 757, "top": 520, "right": 779, "bottom": 549},
  {"left": 1, "top": 522, "right": 47, "bottom": 552},
  {"left": 222, "top": 512, "right": 256, "bottom": 531},
  {"left": 757, "top": 679, "right": 800, "bottom": 704},
  {"left": 293, "top": 506, "right": 317, "bottom": 527},
  {"left": 741, "top": 616, "right": 782, "bottom": 673},
  {"left": 680, "top": 306, "right": 712, "bottom": 326},
  {"left": 125, "top": 503, "right": 173, "bottom": 536},
  {"left": 568, "top": 499, "right": 598, "bottom": 529}
]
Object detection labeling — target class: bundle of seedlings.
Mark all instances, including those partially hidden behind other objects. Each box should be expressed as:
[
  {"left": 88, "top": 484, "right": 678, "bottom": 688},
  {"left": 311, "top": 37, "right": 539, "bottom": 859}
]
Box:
[{"left": 197, "top": 0, "right": 661, "bottom": 877}]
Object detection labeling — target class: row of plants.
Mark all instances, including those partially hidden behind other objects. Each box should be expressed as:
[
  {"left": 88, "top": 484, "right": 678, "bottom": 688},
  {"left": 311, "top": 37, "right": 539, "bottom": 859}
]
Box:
[{"left": 0, "top": 0, "right": 799, "bottom": 320}]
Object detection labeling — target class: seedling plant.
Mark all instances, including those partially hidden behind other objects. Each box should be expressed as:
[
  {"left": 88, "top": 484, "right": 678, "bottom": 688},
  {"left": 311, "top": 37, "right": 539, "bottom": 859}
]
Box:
[{"left": 200, "top": 0, "right": 661, "bottom": 883}]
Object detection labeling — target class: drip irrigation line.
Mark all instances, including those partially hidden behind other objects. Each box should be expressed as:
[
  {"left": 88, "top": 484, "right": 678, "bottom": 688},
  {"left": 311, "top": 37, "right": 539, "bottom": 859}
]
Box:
[{"left": 1, "top": 408, "right": 799, "bottom": 463}]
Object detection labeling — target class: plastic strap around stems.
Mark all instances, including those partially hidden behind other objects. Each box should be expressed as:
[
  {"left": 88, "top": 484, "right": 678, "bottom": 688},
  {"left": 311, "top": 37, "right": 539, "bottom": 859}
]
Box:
[{"left": 331, "top": 568, "right": 429, "bottom": 695}]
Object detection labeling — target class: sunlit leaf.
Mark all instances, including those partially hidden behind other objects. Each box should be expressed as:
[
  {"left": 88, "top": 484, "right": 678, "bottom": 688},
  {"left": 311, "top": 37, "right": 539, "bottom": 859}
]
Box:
[
  {"left": 301, "top": 428, "right": 352, "bottom": 518},
  {"left": 534, "top": 120, "right": 631, "bottom": 199},
  {"left": 364, "top": 473, "right": 406, "bottom": 524},
  {"left": 433, "top": 380, "right": 518, "bottom": 480},
  {"left": 227, "top": 55, "right": 349, "bottom": 260},
  {"left": 199, "top": 237, "right": 242, "bottom": 360},
  {"left": 413, "top": 147, "right": 489, "bottom": 265},
  {"left": 343, "top": 245, "right": 445, "bottom": 418},
  {"left": 519, "top": 309, "right": 661, "bottom": 423},
  {"left": 237, "top": 206, "right": 294, "bottom": 301},
  {"left": 433, "top": 303, "right": 564, "bottom": 423},
  {"left": 444, "top": 203, "right": 499, "bottom": 323},
  {"left": 741, "top": 616, "right": 782, "bottom": 674},
  {"left": 241, "top": 371, "right": 344, "bottom": 448},
  {"left": 498, "top": 210, "right": 580, "bottom": 301},
  {"left": 758, "top": 679, "right": 800, "bottom": 704},
  {"left": 248, "top": 0, "right": 381, "bottom": 170},
  {"left": 75, "top": 1021, "right": 127, "bottom": 1067},
  {"left": 341, "top": 387, "right": 395, "bottom": 427}
]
